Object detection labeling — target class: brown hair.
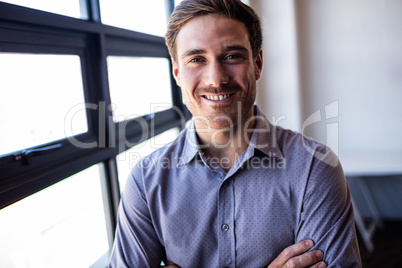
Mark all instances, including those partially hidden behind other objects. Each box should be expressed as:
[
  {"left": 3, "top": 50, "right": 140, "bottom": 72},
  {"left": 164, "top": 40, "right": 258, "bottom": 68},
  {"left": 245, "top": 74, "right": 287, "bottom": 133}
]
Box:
[{"left": 165, "top": 0, "right": 262, "bottom": 61}]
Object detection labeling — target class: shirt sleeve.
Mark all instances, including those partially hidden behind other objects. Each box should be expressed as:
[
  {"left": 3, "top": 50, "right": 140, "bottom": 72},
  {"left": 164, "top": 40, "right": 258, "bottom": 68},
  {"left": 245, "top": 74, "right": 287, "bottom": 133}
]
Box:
[
  {"left": 109, "top": 169, "right": 165, "bottom": 268},
  {"left": 295, "top": 147, "right": 362, "bottom": 267}
]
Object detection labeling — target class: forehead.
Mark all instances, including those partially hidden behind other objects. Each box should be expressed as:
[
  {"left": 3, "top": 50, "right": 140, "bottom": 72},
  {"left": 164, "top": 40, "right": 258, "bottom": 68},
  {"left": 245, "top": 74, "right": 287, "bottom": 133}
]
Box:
[{"left": 175, "top": 14, "right": 251, "bottom": 58}]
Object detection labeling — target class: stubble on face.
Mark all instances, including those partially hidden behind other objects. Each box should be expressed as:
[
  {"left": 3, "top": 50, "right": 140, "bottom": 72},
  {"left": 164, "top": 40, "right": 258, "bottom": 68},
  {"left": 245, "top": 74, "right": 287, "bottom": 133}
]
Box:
[
  {"left": 192, "top": 84, "right": 244, "bottom": 130},
  {"left": 173, "top": 14, "right": 261, "bottom": 133}
]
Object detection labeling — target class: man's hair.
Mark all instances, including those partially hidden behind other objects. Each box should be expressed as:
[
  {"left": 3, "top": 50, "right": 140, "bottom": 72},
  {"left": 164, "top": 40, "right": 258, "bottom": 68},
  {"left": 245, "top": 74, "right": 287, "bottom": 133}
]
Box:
[{"left": 165, "top": 0, "right": 262, "bottom": 62}]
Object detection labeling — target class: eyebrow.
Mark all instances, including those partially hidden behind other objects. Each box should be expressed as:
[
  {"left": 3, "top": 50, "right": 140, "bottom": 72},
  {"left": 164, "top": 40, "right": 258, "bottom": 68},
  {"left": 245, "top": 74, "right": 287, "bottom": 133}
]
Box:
[
  {"left": 180, "top": 45, "right": 249, "bottom": 60},
  {"left": 180, "top": 49, "right": 206, "bottom": 60},
  {"left": 222, "top": 45, "right": 249, "bottom": 54}
]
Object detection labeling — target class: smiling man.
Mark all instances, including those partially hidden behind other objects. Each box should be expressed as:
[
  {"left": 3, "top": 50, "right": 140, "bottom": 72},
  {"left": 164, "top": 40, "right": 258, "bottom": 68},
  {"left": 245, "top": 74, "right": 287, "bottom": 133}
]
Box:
[
  {"left": 109, "top": 0, "right": 362, "bottom": 267},
  {"left": 172, "top": 13, "right": 261, "bottom": 171}
]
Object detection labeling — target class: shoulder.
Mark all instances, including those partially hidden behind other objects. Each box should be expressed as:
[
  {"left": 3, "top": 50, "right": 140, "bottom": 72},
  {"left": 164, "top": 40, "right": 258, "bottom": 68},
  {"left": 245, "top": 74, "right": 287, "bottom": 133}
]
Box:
[
  {"left": 275, "top": 127, "right": 348, "bottom": 199},
  {"left": 133, "top": 128, "right": 187, "bottom": 172},
  {"left": 274, "top": 125, "right": 340, "bottom": 168},
  {"left": 271, "top": 125, "right": 346, "bottom": 199},
  {"left": 121, "top": 129, "right": 187, "bottom": 200},
  {"left": 126, "top": 127, "right": 192, "bottom": 191}
]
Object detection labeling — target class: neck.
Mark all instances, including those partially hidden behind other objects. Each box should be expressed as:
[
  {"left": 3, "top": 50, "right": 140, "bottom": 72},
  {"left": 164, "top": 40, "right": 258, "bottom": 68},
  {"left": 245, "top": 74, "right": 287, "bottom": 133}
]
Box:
[{"left": 194, "top": 115, "right": 256, "bottom": 172}]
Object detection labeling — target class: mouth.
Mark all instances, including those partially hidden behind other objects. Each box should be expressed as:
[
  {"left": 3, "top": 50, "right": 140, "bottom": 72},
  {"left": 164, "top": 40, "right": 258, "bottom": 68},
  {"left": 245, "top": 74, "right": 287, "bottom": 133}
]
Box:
[{"left": 202, "top": 93, "right": 235, "bottom": 102}]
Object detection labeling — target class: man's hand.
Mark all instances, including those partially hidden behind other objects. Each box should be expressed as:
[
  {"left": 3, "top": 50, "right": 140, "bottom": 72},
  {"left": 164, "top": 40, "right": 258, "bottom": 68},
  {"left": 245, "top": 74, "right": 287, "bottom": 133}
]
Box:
[
  {"left": 161, "top": 240, "right": 326, "bottom": 268},
  {"left": 267, "top": 240, "right": 327, "bottom": 268},
  {"left": 161, "top": 260, "right": 180, "bottom": 268}
]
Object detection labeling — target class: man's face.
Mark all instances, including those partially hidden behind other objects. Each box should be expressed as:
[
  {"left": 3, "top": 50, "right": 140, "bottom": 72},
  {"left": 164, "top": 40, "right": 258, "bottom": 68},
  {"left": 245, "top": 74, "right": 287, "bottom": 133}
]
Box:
[{"left": 172, "top": 14, "right": 263, "bottom": 130}]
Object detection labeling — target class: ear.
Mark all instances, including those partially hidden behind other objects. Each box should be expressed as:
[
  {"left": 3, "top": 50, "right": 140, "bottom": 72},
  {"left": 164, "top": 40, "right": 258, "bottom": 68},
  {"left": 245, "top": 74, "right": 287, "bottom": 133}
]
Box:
[
  {"left": 254, "top": 49, "right": 263, "bottom": 80},
  {"left": 172, "top": 60, "right": 181, "bottom": 86}
]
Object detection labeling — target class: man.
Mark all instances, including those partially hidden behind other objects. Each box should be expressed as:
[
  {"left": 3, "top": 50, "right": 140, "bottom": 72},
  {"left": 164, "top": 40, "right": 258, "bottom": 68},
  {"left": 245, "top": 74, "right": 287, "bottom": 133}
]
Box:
[{"left": 109, "top": 0, "right": 362, "bottom": 267}]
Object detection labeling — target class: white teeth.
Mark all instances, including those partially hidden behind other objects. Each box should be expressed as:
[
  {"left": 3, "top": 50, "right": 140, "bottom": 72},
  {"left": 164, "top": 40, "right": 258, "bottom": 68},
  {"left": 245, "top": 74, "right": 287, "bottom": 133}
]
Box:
[{"left": 205, "top": 94, "right": 231, "bottom": 101}]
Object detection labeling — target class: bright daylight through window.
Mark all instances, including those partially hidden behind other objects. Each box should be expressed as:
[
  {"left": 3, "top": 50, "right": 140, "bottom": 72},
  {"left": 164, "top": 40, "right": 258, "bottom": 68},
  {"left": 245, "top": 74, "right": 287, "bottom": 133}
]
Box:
[
  {"left": 0, "top": 54, "right": 87, "bottom": 156},
  {"left": 107, "top": 57, "right": 173, "bottom": 121},
  {"left": 100, "top": 0, "right": 168, "bottom": 36},
  {"left": 0, "top": 0, "right": 82, "bottom": 18},
  {"left": 0, "top": 165, "right": 109, "bottom": 268}
]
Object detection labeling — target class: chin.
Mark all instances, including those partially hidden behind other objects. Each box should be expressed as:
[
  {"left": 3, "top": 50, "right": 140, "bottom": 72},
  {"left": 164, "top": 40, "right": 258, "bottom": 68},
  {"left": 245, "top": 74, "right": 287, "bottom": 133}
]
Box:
[
  {"left": 209, "top": 115, "right": 239, "bottom": 130},
  {"left": 210, "top": 121, "right": 232, "bottom": 130}
]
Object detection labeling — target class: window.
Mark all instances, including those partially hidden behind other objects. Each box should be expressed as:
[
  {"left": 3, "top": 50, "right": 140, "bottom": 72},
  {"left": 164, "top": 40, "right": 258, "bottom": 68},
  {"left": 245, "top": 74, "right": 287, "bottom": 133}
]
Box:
[
  {"left": 0, "top": 165, "right": 109, "bottom": 268},
  {"left": 100, "top": 0, "right": 168, "bottom": 36},
  {"left": 0, "top": 0, "right": 188, "bottom": 266},
  {"left": 0, "top": 54, "right": 87, "bottom": 156},
  {"left": 0, "top": 0, "right": 83, "bottom": 18},
  {"left": 108, "top": 56, "right": 173, "bottom": 121},
  {"left": 175, "top": 0, "right": 183, "bottom": 6}
]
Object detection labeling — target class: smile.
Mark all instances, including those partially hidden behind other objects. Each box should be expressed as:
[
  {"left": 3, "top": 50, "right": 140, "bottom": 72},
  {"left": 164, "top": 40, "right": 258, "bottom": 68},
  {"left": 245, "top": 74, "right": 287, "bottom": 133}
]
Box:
[{"left": 203, "top": 94, "right": 233, "bottom": 101}]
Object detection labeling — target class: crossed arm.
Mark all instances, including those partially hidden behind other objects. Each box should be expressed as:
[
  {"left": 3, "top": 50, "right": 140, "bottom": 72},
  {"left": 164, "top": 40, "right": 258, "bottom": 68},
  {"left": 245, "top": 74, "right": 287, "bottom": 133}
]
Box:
[
  {"left": 266, "top": 240, "right": 326, "bottom": 268},
  {"left": 163, "top": 240, "right": 327, "bottom": 268}
]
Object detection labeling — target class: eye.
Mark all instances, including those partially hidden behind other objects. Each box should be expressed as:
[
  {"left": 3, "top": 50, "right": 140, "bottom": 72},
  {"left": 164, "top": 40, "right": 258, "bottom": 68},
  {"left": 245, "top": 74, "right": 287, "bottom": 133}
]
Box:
[
  {"left": 225, "top": 54, "right": 244, "bottom": 62},
  {"left": 189, "top": 57, "right": 204, "bottom": 63},
  {"left": 227, "top": 54, "right": 239, "bottom": 59}
]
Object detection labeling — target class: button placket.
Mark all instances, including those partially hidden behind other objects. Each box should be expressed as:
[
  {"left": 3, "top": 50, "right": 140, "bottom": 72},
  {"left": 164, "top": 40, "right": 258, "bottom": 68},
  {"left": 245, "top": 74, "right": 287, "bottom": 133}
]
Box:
[{"left": 218, "top": 177, "right": 235, "bottom": 267}]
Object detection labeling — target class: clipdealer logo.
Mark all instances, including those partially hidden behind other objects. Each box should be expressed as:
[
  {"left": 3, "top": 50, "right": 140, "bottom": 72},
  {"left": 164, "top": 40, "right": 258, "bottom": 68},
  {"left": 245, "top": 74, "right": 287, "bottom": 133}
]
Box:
[
  {"left": 301, "top": 100, "right": 339, "bottom": 167},
  {"left": 64, "top": 100, "right": 340, "bottom": 167}
]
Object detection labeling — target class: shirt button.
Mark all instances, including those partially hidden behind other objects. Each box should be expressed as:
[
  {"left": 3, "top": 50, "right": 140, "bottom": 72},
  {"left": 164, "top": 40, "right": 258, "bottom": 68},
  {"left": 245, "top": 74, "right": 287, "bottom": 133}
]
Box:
[{"left": 221, "top": 224, "right": 229, "bottom": 232}]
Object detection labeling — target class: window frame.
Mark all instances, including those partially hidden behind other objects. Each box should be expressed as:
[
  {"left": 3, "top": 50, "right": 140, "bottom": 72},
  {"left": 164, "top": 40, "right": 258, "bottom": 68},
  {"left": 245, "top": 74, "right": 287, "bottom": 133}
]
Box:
[{"left": 0, "top": 0, "right": 190, "bottom": 265}]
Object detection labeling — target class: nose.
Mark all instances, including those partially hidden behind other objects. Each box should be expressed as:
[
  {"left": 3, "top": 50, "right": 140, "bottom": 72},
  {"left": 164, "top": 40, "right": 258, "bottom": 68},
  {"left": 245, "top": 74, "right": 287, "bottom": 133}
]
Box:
[{"left": 203, "top": 60, "right": 229, "bottom": 87}]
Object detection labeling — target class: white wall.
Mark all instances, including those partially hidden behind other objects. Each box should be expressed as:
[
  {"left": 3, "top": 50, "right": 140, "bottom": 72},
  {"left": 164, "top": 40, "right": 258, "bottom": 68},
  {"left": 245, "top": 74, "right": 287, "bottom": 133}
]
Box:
[
  {"left": 250, "top": 0, "right": 402, "bottom": 175},
  {"left": 250, "top": 0, "right": 301, "bottom": 131}
]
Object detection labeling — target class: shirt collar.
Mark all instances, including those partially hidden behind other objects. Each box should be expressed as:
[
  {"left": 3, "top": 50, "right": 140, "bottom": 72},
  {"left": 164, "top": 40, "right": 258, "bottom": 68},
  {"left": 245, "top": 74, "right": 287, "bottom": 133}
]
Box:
[
  {"left": 177, "top": 105, "right": 285, "bottom": 166},
  {"left": 177, "top": 120, "right": 200, "bottom": 166},
  {"left": 248, "top": 105, "right": 285, "bottom": 159}
]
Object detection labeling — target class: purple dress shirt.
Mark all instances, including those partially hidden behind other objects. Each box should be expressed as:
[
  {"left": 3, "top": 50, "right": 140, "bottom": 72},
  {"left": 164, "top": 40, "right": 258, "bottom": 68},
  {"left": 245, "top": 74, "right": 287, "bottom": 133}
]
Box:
[{"left": 109, "top": 106, "right": 362, "bottom": 268}]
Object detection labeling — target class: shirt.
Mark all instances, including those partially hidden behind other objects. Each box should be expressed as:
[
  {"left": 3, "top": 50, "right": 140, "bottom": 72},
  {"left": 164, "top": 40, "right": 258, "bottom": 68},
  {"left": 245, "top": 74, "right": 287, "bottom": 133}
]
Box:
[{"left": 109, "top": 106, "right": 362, "bottom": 268}]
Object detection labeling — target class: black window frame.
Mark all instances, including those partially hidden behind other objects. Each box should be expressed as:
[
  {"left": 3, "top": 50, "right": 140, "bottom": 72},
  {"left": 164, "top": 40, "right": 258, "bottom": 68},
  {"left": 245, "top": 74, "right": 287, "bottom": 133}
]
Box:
[{"left": 0, "top": 0, "right": 191, "bottom": 265}]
